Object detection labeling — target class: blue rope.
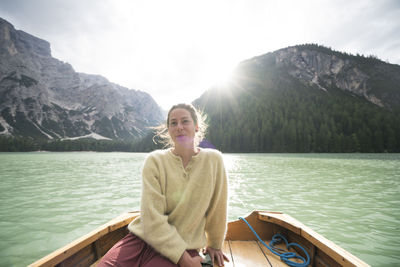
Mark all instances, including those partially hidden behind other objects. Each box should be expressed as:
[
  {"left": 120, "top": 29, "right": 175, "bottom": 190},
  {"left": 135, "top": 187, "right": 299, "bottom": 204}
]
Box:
[{"left": 239, "top": 217, "right": 310, "bottom": 267}]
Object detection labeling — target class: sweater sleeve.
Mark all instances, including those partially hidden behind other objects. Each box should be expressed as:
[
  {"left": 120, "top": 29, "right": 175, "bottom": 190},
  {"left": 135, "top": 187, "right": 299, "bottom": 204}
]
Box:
[
  {"left": 204, "top": 153, "right": 228, "bottom": 249},
  {"left": 140, "top": 155, "right": 187, "bottom": 264}
]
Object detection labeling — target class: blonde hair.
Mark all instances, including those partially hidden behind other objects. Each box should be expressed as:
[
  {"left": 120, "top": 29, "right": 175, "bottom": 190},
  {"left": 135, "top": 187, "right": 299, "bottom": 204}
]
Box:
[{"left": 153, "top": 103, "right": 208, "bottom": 148}]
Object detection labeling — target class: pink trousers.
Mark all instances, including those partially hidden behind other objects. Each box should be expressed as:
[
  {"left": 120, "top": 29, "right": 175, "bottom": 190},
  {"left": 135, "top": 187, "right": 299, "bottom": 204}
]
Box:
[{"left": 97, "top": 233, "right": 199, "bottom": 267}]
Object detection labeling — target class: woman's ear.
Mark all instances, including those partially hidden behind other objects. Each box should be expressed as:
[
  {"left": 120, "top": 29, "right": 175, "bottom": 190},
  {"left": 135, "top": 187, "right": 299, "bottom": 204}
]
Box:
[{"left": 195, "top": 125, "right": 199, "bottom": 132}]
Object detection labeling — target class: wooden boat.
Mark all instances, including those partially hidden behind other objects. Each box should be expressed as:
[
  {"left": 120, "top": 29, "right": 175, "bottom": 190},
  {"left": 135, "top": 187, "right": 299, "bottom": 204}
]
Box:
[{"left": 28, "top": 211, "right": 370, "bottom": 267}]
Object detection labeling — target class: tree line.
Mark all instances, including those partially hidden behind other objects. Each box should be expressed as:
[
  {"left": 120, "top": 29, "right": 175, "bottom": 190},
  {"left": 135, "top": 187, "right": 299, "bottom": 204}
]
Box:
[
  {"left": 197, "top": 80, "right": 400, "bottom": 153},
  {"left": 2, "top": 84, "right": 399, "bottom": 153},
  {"left": 0, "top": 133, "right": 162, "bottom": 152},
  {"left": 1, "top": 83, "right": 399, "bottom": 153}
]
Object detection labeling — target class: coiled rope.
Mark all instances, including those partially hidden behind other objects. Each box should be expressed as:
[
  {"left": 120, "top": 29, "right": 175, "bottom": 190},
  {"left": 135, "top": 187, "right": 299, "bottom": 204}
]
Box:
[{"left": 239, "top": 217, "right": 310, "bottom": 267}]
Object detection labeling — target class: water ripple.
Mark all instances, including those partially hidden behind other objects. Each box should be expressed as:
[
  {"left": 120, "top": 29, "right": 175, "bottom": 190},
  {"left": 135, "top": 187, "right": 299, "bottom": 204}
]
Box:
[{"left": 1, "top": 152, "right": 399, "bottom": 266}]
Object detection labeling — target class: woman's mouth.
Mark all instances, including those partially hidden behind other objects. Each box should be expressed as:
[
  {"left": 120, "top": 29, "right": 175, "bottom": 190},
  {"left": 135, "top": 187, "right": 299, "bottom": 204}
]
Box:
[{"left": 176, "top": 135, "right": 192, "bottom": 143}]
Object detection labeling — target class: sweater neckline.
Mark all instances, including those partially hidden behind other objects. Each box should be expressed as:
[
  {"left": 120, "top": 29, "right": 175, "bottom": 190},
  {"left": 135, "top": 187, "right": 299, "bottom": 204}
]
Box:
[
  {"left": 168, "top": 148, "right": 202, "bottom": 170},
  {"left": 168, "top": 147, "right": 202, "bottom": 158}
]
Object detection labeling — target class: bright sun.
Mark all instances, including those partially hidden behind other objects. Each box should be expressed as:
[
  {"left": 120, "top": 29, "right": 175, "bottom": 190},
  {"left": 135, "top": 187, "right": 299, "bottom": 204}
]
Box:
[
  {"left": 204, "top": 59, "right": 238, "bottom": 89},
  {"left": 93, "top": 1, "right": 245, "bottom": 109}
]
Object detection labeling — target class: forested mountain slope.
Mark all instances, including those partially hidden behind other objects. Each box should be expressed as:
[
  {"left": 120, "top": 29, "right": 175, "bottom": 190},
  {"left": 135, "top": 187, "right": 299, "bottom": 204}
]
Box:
[{"left": 194, "top": 44, "right": 400, "bottom": 152}]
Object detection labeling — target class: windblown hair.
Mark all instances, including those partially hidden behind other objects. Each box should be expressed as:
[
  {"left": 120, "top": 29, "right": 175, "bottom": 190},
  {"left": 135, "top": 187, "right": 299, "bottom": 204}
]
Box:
[{"left": 153, "top": 103, "right": 208, "bottom": 148}]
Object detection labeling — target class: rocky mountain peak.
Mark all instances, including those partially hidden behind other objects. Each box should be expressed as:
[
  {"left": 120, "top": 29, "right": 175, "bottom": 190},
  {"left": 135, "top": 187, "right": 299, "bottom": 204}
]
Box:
[
  {"left": 0, "top": 18, "right": 51, "bottom": 57},
  {"left": 276, "top": 47, "right": 351, "bottom": 82},
  {"left": 0, "top": 17, "right": 163, "bottom": 141},
  {"left": 247, "top": 44, "right": 400, "bottom": 110},
  {"left": 275, "top": 45, "right": 382, "bottom": 106}
]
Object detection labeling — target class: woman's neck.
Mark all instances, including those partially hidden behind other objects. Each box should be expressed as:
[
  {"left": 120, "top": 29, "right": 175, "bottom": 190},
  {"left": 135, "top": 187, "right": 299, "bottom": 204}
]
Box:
[{"left": 172, "top": 145, "right": 199, "bottom": 168}]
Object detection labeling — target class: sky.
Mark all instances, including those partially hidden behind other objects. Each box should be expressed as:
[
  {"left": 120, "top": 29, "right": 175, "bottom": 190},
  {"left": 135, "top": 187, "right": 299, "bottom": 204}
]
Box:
[{"left": 1, "top": 0, "right": 399, "bottom": 110}]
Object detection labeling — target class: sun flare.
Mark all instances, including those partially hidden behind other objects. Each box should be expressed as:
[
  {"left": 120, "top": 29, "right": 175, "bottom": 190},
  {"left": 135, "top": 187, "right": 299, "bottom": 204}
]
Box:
[{"left": 204, "top": 59, "right": 238, "bottom": 89}]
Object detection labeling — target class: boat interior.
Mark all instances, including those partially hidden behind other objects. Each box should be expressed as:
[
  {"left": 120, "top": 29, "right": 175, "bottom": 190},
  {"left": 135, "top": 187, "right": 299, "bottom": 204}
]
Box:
[{"left": 29, "top": 211, "right": 369, "bottom": 267}]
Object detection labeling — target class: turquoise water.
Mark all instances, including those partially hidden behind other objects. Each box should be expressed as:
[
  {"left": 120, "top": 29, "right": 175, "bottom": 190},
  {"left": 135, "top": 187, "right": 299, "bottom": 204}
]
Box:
[{"left": 0, "top": 152, "right": 399, "bottom": 266}]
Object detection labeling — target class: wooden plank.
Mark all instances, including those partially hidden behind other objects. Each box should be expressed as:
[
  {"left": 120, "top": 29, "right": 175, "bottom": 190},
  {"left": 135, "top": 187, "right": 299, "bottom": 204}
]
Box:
[
  {"left": 89, "top": 258, "right": 102, "bottom": 267},
  {"left": 58, "top": 244, "right": 96, "bottom": 267},
  {"left": 28, "top": 212, "right": 139, "bottom": 267},
  {"left": 229, "top": 241, "right": 271, "bottom": 267},
  {"left": 226, "top": 211, "right": 275, "bottom": 241},
  {"left": 94, "top": 227, "right": 128, "bottom": 258},
  {"left": 258, "top": 212, "right": 302, "bottom": 235},
  {"left": 257, "top": 240, "right": 304, "bottom": 267},
  {"left": 300, "top": 224, "right": 369, "bottom": 267},
  {"left": 258, "top": 211, "right": 370, "bottom": 267},
  {"left": 216, "top": 241, "right": 234, "bottom": 267},
  {"left": 285, "top": 230, "right": 314, "bottom": 265}
]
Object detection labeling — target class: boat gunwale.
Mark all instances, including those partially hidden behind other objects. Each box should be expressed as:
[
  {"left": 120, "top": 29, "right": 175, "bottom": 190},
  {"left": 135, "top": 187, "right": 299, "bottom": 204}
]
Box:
[
  {"left": 256, "top": 211, "right": 370, "bottom": 267},
  {"left": 28, "top": 210, "right": 370, "bottom": 267},
  {"left": 27, "top": 211, "right": 140, "bottom": 267}
]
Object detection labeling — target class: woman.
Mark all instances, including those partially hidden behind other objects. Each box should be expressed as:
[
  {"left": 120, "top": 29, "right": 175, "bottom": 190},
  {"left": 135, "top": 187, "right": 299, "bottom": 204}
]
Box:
[{"left": 99, "top": 103, "right": 229, "bottom": 267}]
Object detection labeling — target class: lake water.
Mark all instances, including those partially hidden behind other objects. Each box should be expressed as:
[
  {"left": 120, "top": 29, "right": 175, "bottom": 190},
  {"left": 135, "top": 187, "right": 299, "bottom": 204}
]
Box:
[{"left": 0, "top": 152, "right": 399, "bottom": 267}]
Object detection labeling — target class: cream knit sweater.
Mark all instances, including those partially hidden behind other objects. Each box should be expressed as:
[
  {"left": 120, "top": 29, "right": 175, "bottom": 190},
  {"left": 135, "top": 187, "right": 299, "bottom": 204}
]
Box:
[{"left": 128, "top": 148, "right": 228, "bottom": 264}]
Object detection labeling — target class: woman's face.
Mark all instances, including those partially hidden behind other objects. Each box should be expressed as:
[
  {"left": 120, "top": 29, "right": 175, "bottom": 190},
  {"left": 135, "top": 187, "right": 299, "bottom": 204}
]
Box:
[{"left": 168, "top": 108, "right": 198, "bottom": 147}]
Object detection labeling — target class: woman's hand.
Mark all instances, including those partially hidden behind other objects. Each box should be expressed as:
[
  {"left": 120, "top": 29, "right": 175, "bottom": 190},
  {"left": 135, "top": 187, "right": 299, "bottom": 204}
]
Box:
[
  {"left": 204, "top": 246, "right": 230, "bottom": 267},
  {"left": 178, "top": 251, "right": 202, "bottom": 267}
]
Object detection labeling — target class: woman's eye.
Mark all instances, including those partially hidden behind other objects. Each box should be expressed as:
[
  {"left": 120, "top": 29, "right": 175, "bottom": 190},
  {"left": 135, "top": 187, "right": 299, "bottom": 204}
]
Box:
[{"left": 170, "top": 121, "right": 177, "bottom": 126}]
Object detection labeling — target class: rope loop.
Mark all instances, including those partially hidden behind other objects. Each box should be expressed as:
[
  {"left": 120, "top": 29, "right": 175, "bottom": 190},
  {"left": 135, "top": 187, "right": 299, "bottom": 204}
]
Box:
[{"left": 239, "top": 217, "right": 310, "bottom": 267}]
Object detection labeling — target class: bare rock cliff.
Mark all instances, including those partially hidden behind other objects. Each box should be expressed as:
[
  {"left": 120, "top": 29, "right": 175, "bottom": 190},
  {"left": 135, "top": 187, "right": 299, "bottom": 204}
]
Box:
[
  {"left": 246, "top": 44, "right": 400, "bottom": 110},
  {"left": 0, "top": 17, "right": 163, "bottom": 140}
]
